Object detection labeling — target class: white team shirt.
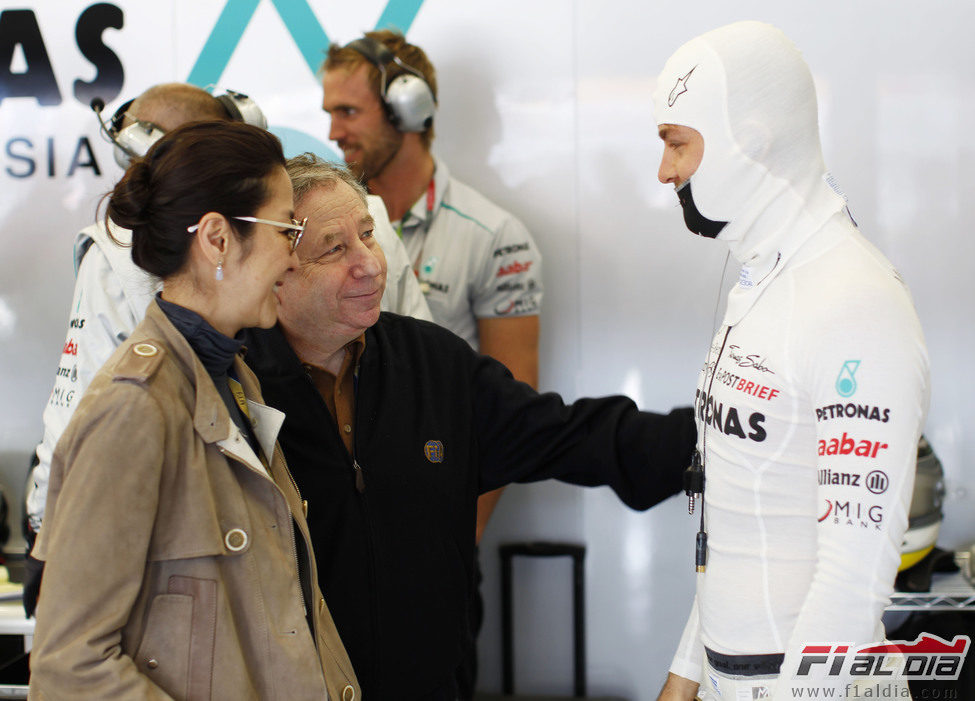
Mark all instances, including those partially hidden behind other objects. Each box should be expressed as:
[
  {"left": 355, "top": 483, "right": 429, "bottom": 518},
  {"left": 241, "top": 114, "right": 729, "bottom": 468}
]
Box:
[
  {"left": 397, "top": 158, "right": 542, "bottom": 350},
  {"left": 27, "top": 195, "right": 429, "bottom": 530}
]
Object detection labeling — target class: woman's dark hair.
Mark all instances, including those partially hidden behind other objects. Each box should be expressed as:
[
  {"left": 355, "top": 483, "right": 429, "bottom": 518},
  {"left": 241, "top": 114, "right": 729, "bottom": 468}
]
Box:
[{"left": 106, "top": 120, "right": 286, "bottom": 278}]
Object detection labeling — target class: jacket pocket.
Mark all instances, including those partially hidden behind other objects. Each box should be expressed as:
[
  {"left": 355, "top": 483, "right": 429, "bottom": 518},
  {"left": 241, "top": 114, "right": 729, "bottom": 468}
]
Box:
[{"left": 135, "top": 576, "right": 217, "bottom": 700}]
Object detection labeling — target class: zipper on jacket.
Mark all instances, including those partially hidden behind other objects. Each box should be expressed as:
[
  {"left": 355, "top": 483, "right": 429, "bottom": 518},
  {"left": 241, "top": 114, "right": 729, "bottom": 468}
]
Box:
[
  {"left": 287, "top": 516, "right": 309, "bottom": 619},
  {"left": 351, "top": 366, "right": 366, "bottom": 494},
  {"left": 350, "top": 359, "right": 383, "bottom": 692},
  {"left": 278, "top": 443, "right": 309, "bottom": 517}
]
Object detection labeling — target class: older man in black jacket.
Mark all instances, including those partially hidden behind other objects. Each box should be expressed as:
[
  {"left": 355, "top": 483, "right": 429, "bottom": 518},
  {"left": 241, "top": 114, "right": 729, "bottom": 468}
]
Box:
[{"left": 243, "top": 154, "right": 695, "bottom": 701}]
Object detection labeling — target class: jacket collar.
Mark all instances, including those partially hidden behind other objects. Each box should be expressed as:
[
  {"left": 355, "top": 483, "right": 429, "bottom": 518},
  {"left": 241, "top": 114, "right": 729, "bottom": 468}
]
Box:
[
  {"left": 140, "top": 302, "right": 283, "bottom": 464},
  {"left": 139, "top": 299, "right": 256, "bottom": 443}
]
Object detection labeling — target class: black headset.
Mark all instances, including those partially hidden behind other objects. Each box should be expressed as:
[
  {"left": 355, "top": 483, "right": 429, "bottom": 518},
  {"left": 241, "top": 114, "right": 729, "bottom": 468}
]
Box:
[
  {"left": 91, "top": 89, "right": 267, "bottom": 169},
  {"left": 344, "top": 36, "right": 437, "bottom": 133}
]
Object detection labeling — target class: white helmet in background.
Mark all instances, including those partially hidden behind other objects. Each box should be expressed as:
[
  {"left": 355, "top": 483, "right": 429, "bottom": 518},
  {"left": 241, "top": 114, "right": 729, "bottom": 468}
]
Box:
[{"left": 899, "top": 435, "right": 945, "bottom": 571}]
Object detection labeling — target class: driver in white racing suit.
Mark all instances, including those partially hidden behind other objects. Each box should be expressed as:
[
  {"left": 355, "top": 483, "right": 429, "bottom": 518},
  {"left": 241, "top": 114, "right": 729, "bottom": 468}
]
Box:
[{"left": 653, "top": 22, "right": 929, "bottom": 700}]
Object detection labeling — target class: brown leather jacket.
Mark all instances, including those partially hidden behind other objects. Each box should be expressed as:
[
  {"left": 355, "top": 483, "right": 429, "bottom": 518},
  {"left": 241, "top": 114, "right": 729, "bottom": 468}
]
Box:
[{"left": 30, "top": 301, "right": 359, "bottom": 701}]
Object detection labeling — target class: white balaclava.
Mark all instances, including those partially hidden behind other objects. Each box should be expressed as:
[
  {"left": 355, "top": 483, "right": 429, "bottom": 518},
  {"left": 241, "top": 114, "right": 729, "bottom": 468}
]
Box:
[{"left": 653, "top": 21, "right": 848, "bottom": 316}]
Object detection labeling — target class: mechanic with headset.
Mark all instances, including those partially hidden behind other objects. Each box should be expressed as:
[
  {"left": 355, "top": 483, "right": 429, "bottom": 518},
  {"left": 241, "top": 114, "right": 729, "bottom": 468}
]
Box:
[
  {"left": 321, "top": 33, "right": 542, "bottom": 697},
  {"left": 652, "top": 22, "right": 930, "bottom": 701},
  {"left": 23, "top": 81, "right": 431, "bottom": 615}
]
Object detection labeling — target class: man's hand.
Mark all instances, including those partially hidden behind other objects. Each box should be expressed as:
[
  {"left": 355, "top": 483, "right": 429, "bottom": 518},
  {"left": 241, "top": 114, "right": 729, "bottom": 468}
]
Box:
[{"left": 657, "top": 672, "right": 700, "bottom": 701}]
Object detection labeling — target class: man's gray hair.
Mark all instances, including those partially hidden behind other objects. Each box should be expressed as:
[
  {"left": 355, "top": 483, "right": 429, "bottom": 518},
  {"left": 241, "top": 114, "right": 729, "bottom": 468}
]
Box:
[{"left": 286, "top": 153, "right": 369, "bottom": 206}]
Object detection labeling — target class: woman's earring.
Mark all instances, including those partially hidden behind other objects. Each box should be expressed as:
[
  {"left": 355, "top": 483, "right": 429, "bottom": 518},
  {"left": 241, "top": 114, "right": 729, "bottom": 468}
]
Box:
[{"left": 215, "top": 260, "right": 224, "bottom": 281}]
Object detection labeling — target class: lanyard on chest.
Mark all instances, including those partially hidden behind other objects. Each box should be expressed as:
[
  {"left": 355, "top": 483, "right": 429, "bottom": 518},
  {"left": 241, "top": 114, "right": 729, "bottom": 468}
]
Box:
[
  {"left": 400, "top": 177, "right": 437, "bottom": 283},
  {"left": 397, "top": 177, "right": 436, "bottom": 240},
  {"left": 683, "top": 324, "right": 733, "bottom": 573},
  {"left": 682, "top": 251, "right": 738, "bottom": 573}
]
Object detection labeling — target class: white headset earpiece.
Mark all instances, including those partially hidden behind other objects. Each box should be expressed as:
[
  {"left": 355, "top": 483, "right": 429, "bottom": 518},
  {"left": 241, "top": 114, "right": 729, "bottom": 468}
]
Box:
[
  {"left": 91, "top": 88, "right": 268, "bottom": 168},
  {"left": 384, "top": 73, "right": 437, "bottom": 132},
  {"left": 215, "top": 89, "right": 268, "bottom": 130},
  {"left": 112, "top": 119, "right": 165, "bottom": 169},
  {"left": 91, "top": 97, "right": 165, "bottom": 169},
  {"left": 345, "top": 37, "right": 437, "bottom": 133}
]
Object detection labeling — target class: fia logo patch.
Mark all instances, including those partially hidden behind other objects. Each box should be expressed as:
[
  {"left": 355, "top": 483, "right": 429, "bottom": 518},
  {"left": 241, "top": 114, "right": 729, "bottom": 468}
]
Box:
[{"left": 424, "top": 440, "right": 444, "bottom": 463}]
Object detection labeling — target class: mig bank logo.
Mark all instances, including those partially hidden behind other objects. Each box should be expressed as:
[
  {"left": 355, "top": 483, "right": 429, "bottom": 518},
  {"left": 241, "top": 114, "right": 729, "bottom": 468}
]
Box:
[
  {"left": 835, "top": 360, "right": 860, "bottom": 398},
  {"left": 187, "top": 0, "right": 426, "bottom": 157}
]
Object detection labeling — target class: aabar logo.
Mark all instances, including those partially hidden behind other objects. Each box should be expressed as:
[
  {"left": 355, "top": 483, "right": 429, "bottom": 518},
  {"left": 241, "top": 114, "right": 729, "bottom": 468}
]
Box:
[
  {"left": 62, "top": 339, "right": 78, "bottom": 356},
  {"left": 667, "top": 66, "right": 696, "bottom": 107},
  {"left": 817, "top": 433, "right": 888, "bottom": 458},
  {"left": 496, "top": 260, "right": 533, "bottom": 277}
]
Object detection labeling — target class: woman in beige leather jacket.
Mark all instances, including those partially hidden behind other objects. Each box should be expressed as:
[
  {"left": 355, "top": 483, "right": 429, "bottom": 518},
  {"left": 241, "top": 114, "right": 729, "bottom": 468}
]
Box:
[{"left": 29, "top": 121, "right": 359, "bottom": 701}]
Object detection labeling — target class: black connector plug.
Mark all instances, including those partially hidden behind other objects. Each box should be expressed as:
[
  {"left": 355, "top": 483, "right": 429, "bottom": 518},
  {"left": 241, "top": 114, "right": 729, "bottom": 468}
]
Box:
[
  {"left": 695, "top": 531, "right": 708, "bottom": 573},
  {"left": 683, "top": 450, "right": 705, "bottom": 514}
]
